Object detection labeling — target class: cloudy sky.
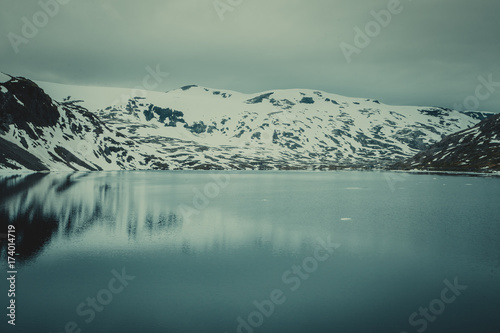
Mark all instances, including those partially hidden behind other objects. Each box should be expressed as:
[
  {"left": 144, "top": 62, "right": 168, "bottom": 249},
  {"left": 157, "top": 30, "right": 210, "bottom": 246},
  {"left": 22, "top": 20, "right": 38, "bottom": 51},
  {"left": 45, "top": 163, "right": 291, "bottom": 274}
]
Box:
[{"left": 1, "top": 0, "right": 499, "bottom": 112}]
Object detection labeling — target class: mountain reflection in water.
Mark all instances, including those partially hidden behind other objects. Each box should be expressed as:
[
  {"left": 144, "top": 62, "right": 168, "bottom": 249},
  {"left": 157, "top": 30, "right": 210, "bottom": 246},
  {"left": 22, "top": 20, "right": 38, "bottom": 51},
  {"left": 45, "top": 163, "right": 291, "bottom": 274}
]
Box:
[
  {"left": 1, "top": 171, "right": 499, "bottom": 333},
  {"left": 0, "top": 172, "right": 321, "bottom": 264}
]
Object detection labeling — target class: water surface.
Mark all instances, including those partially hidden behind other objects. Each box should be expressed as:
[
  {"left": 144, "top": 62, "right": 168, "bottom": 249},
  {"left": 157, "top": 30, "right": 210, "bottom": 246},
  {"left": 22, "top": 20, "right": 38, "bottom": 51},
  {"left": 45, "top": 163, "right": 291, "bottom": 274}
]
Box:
[{"left": 0, "top": 171, "right": 499, "bottom": 333}]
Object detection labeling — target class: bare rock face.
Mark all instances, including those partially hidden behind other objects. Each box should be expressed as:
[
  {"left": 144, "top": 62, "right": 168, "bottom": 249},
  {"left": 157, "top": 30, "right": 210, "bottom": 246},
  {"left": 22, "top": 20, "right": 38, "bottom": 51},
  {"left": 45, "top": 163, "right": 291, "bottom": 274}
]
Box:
[{"left": 0, "top": 75, "right": 60, "bottom": 138}]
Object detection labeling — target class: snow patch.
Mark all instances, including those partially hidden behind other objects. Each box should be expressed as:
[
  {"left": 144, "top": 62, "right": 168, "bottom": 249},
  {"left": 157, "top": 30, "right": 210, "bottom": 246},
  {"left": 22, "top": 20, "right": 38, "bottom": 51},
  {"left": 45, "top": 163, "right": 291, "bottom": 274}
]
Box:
[
  {"left": 0, "top": 72, "right": 11, "bottom": 83},
  {"left": 0, "top": 86, "right": 7, "bottom": 94},
  {"left": 14, "top": 95, "right": 24, "bottom": 106}
]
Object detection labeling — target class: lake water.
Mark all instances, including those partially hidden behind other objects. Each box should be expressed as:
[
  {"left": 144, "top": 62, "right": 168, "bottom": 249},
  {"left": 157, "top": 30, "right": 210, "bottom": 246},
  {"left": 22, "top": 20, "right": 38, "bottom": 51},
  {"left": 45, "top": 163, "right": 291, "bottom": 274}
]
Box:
[{"left": 0, "top": 171, "right": 499, "bottom": 333}]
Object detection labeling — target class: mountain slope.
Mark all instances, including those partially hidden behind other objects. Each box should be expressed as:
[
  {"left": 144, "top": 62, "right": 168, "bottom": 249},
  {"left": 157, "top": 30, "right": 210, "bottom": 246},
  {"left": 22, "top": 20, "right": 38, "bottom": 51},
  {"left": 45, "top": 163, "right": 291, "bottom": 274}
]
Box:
[
  {"left": 1, "top": 73, "right": 495, "bottom": 171},
  {"left": 0, "top": 74, "right": 171, "bottom": 171},
  {"left": 393, "top": 113, "right": 500, "bottom": 172},
  {"left": 36, "top": 81, "right": 493, "bottom": 170}
]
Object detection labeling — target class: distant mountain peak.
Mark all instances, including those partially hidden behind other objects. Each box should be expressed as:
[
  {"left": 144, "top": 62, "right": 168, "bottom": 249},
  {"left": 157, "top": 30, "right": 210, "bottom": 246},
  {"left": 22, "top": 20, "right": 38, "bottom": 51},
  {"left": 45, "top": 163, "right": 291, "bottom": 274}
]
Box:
[{"left": 180, "top": 84, "right": 198, "bottom": 91}]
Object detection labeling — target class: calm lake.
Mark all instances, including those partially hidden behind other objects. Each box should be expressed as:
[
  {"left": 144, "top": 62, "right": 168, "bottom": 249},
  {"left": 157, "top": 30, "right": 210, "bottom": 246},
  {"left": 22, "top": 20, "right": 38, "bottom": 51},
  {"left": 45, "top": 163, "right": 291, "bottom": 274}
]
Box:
[{"left": 1, "top": 171, "right": 499, "bottom": 333}]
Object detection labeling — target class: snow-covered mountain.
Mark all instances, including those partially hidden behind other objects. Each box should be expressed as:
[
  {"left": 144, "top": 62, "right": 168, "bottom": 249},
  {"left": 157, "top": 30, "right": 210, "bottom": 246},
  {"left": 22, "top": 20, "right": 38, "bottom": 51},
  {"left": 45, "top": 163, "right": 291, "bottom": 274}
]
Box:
[
  {"left": 0, "top": 74, "right": 170, "bottom": 171},
  {"left": 393, "top": 113, "right": 500, "bottom": 172},
  {"left": 0, "top": 73, "right": 495, "bottom": 171}
]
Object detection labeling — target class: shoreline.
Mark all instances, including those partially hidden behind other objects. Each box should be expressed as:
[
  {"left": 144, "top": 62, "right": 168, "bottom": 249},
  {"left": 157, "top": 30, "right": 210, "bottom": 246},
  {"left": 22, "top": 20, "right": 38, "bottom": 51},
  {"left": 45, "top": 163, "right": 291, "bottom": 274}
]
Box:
[{"left": 0, "top": 168, "right": 499, "bottom": 177}]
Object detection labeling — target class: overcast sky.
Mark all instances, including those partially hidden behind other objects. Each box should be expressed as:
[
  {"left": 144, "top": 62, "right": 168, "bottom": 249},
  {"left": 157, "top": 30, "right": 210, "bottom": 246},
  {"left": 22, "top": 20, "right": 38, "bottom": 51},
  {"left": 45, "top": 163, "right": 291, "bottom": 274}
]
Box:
[{"left": 1, "top": 0, "right": 499, "bottom": 112}]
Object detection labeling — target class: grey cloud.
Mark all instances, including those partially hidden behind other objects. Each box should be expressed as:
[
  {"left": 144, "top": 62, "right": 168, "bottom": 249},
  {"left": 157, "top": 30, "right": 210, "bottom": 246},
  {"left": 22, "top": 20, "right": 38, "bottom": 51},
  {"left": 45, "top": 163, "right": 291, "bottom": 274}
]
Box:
[{"left": 1, "top": 0, "right": 499, "bottom": 112}]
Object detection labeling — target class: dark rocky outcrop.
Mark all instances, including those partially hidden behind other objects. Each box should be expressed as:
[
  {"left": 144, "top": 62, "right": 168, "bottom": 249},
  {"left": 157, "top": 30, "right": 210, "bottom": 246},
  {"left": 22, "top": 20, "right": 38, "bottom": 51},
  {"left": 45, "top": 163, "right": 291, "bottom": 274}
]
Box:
[
  {"left": 0, "top": 75, "right": 60, "bottom": 139},
  {"left": 393, "top": 113, "right": 500, "bottom": 172}
]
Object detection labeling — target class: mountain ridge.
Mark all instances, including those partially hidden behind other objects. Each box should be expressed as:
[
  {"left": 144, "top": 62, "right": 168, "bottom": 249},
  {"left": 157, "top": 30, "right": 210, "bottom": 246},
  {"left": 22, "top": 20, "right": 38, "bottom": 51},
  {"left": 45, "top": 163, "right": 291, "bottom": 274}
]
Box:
[
  {"left": 0, "top": 73, "right": 496, "bottom": 172},
  {"left": 393, "top": 113, "right": 500, "bottom": 172}
]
